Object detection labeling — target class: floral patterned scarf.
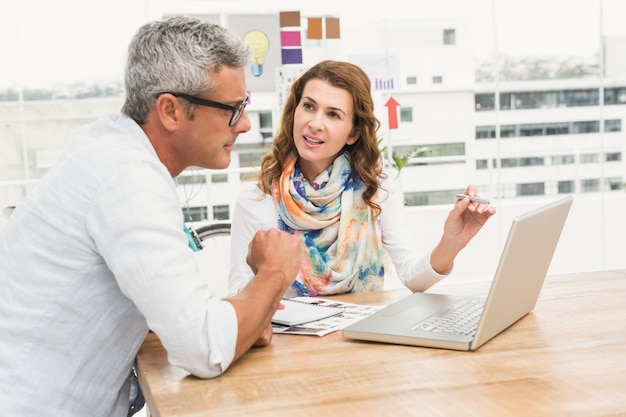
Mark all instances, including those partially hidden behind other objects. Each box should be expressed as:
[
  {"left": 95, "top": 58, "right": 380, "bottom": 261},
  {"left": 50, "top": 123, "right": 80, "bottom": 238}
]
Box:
[{"left": 272, "top": 152, "right": 386, "bottom": 296}]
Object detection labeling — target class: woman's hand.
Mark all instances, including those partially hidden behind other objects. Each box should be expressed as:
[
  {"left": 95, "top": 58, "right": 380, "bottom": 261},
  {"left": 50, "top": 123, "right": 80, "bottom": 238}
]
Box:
[{"left": 430, "top": 185, "right": 496, "bottom": 274}]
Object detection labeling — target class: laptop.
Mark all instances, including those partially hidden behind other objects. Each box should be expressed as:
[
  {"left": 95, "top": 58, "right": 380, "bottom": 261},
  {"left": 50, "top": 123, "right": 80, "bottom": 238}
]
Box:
[{"left": 342, "top": 195, "right": 573, "bottom": 351}]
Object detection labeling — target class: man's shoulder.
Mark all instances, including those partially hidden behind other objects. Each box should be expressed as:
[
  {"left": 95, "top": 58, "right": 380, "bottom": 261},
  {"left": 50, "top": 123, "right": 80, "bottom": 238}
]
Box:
[{"left": 69, "top": 114, "right": 157, "bottom": 165}]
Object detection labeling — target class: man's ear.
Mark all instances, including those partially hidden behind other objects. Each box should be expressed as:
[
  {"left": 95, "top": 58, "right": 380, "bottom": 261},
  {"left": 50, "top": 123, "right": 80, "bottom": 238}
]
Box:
[
  {"left": 346, "top": 127, "right": 360, "bottom": 145},
  {"left": 155, "top": 94, "right": 182, "bottom": 132}
]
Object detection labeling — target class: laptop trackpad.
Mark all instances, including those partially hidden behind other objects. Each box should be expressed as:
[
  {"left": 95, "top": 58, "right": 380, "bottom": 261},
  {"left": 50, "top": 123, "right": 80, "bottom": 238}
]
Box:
[{"left": 380, "top": 293, "right": 460, "bottom": 319}]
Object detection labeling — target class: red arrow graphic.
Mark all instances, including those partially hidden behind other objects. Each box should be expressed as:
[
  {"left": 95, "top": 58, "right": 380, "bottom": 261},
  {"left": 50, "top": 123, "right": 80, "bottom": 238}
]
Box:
[{"left": 385, "top": 97, "right": 400, "bottom": 130}]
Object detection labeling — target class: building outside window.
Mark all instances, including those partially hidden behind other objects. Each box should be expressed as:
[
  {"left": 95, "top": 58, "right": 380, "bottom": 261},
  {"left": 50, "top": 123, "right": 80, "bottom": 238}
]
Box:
[
  {"left": 572, "top": 120, "right": 599, "bottom": 134},
  {"left": 551, "top": 155, "right": 575, "bottom": 165},
  {"left": 399, "top": 107, "right": 413, "bottom": 123},
  {"left": 581, "top": 178, "right": 600, "bottom": 192},
  {"left": 475, "top": 94, "right": 495, "bottom": 111},
  {"left": 605, "top": 152, "right": 621, "bottom": 162},
  {"left": 211, "top": 173, "right": 228, "bottom": 183},
  {"left": 604, "top": 87, "right": 626, "bottom": 105},
  {"left": 605, "top": 119, "right": 621, "bottom": 132},
  {"left": 606, "top": 177, "right": 623, "bottom": 190},
  {"left": 580, "top": 153, "right": 599, "bottom": 163},
  {"left": 476, "top": 125, "right": 496, "bottom": 139},
  {"left": 176, "top": 172, "right": 206, "bottom": 185},
  {"left": 443, "top": 29, "right": 456, "bottom": 45},
  {"left": 259, "top": 111, "right": 273, "bottom": 142},
  {"left": 558, "top": 180, "right": 575, "bottom": 193},
  {"left": 517, "top": 182, "right": 545, "bottom": 196},
  {"left": 183, "top": 206, "right": 208, "bottom": 223},
  {"left": 212, "top": 205, "right": 229, "bottom": 221}
]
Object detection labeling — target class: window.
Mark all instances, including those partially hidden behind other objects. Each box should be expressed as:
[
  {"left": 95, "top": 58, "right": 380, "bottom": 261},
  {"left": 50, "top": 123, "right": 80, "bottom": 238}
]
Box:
[
  {"left": 259, "top": 111, "right": 272, "bottom": 129},
  {"left": 432, "top": 143, "right": 464, "bottom": 157},
  {"left": 501, "top": 157, "right": 544, "bottom": 168},
  {"left": 519, "top": 124, "right": 544, "bottom": 137},
  {"left": 475, "top": 94, "right": 495, "bottom": 111},
  {"left": 604, "top": 87, "right": 626, "bottom": 105},
  {"left": 443, "top": 29, "right": 456, "bottom": 45},
  {"left": 581, "top": 179, "right": 600, "bottom": 192},
  {"left": 517, "top": 182, "right": 545, "bottom": 196},
  {"left": 551, "top": 155, "right": 575, "bottom": 165},
  {"left": 404, "top": 190, "right": 457, "bottom": 207},
  {"left": 476, "top": 159, "right": 489, "bottom": 169},
  {"left": 580, "top": 153, "right": 598, "bottom": 163},
  {"left": 501, "top": 158, "right": 517, "bottom": 168},
  {"left": 176, "top": 172, "right": 206, "bottom": 185},
  {"left": 563, "top": 89, "right": 599, "bottom": 107},
  {"left": 211, "top": 173, "right": 228, "bottom": 183},
  {"left": 183, "top": 206, "right": 208, "bottom": 222},
  {"left": 212, "top": 204, "right": 230, "bottom": 221},
  {"left": 404, "top": 192, "right": 429, "bottom": 207},
  {"left": 399, "top": 107, "right": 413, "bottom": 122},
  {"left": 239, "top": 152, "right": 265, "bottom": 168},
  {"left": 605, "top": 152, "right": 621, "bottom": 162},
  {"left": 499, "top": 93, "right": 511, "bottom": 110},
  {"left": 545, "top": 123, "right": 569, "bottom": 135},
  {"left": 558, "top": 180, "right": 574, "bottom": 194},
  {"left": 605, "top": 119, "right": 621, "bottom": 132},
  {"left": 475, "top": 126, "right": 496, "bottom": 139},
  {"left": 606, "top": 177, "right": 623, "bottom": 191},
  {"left": 515, "top": 92, "right": 541, "bottom": 109},
  {"left": 395, "top": 143, "right": 464, "bottom": 159},
  {"left": 259, "top": 111, "right": 273, "bottom": 142},
  {"left": 491, "top": 120, "right": 608, "bottom": 138},
  {"left": 406, "top": 76, "right": 417, "bottom": 85},
  {"left": 494, "top": 89, "right": 602, "bottom": 110},
  {"left": 432, "top": 76, "right": 443, "bottom": 84},
  {"left": 572, "top": 121, "right": 599, "bottom": 134},
  {"left": 500, "top": 125, "right": 516, "bottom": 138}
]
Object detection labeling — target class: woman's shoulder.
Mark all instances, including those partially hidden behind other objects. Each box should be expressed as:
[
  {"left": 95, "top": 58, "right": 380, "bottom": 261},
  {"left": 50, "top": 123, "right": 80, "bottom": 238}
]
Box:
[
  {"left": 235, "top": 181, "right": 273, "bottom": 207},
  {"left": 233, "top": 181, "right": 278, "bottom": 226}
]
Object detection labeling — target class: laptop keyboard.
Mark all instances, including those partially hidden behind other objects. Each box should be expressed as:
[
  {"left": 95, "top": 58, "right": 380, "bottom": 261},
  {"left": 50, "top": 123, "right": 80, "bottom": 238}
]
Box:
[{"left": 410, "top": 298, "right": 484, "bottom": 336}]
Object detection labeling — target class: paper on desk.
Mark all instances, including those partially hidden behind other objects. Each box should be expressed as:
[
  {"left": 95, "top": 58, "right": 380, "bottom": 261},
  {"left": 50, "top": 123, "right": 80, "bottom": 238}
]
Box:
[{"left": 271, "top": 297, "right": 385, "bottom": 336}]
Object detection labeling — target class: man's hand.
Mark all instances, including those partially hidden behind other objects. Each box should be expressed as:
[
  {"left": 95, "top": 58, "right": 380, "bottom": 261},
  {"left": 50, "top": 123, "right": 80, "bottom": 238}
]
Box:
[
  {"left": 246, "top": 229, "right": 302, "bottom": 287},
  {"left": 227, "top": 229, "right": 303, "bottom": 360}
]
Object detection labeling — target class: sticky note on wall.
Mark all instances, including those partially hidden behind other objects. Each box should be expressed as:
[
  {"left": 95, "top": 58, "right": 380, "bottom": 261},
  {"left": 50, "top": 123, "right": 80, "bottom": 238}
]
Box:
[
  {"left": 326, "top": 17, "right": 340, "bottom": 39},
  {"left": 281, "top": 49, "right": 303, "bottom": 65},
  {"left": 280, "top": 11, "right": 300, "bottom": 27},
  {"left": 307, "top": 17, "right": 323, "bottom": 39},
  {"left": 280, "top": 31, "right": 302, "bottom": 47}
]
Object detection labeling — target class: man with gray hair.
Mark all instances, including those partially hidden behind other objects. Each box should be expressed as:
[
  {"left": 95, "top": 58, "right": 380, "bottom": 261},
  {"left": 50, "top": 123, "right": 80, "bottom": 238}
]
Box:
[{"left": 0, "top": 16, "right": 302, "bottom": 417}]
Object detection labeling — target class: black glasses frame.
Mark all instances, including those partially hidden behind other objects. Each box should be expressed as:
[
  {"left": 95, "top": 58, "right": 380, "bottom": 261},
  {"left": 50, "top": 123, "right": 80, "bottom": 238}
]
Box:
[{"left": 158, "top": 92, "right": 248, "bottom": 126}]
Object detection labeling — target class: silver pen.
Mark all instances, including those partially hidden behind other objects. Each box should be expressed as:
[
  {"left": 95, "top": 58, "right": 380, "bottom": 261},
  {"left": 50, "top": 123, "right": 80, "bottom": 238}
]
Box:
[{"left": 455, "top": 194, "right": 490, "bottom": 204}]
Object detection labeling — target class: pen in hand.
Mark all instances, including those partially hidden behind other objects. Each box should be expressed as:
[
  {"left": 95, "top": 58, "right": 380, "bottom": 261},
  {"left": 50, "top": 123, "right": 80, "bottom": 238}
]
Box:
[{"left": 455, "top": 194, "right": 490, "bottom": 204}]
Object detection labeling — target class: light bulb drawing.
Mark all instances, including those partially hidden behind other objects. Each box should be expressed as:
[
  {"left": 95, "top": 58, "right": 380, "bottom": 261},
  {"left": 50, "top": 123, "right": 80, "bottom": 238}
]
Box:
[{"left": 243, "top": 30, "right": 270, "bottom": 77}]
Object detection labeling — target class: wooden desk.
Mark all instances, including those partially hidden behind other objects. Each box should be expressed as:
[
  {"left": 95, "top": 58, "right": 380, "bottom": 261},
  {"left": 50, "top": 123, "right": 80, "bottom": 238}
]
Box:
[{"left": 136, "top": 269, "right": 626, "bottom": 417}]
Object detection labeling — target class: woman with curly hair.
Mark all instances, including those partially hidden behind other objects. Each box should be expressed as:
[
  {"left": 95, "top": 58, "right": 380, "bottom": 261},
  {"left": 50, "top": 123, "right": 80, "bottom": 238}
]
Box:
[{"left": 229, "top": 60, "right": 495, "bottom": 297}]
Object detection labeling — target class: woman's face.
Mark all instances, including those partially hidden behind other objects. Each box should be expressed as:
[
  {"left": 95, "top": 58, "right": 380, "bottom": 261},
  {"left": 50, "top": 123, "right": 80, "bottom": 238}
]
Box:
[{"left": 292, "top": 79, "right": 359, "bottom": 181}]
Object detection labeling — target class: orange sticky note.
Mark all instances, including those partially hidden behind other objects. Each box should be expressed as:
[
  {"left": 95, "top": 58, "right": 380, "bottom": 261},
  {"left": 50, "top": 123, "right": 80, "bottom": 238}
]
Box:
[{"left": 307, "top": 17, "right": 322, "bottom": 39}]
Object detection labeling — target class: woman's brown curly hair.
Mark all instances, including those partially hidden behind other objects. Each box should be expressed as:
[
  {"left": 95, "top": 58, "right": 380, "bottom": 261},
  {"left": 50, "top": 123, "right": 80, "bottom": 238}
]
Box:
[{"left": 256, "top": 60, "right": 384, "bottom": 216}]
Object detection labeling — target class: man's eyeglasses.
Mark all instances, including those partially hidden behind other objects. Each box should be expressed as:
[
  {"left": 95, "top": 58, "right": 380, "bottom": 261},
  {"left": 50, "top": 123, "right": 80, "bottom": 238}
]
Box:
[{"left": 158, "top": 92, "right": 248, "bottom": 127}]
